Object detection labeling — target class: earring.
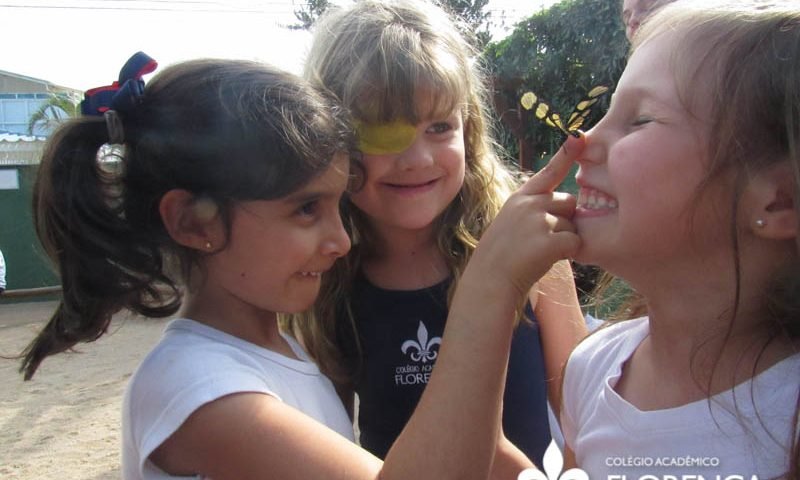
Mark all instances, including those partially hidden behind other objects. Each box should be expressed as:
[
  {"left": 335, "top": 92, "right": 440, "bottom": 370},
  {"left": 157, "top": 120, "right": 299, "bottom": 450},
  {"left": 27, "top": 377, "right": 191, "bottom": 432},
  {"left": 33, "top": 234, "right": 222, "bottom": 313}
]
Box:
[
  {"left": 204, "top": 241, "right": 213, "bottom": 250},
  {"left": 755, "top": 219, "right": 766, "bottom": 228}
]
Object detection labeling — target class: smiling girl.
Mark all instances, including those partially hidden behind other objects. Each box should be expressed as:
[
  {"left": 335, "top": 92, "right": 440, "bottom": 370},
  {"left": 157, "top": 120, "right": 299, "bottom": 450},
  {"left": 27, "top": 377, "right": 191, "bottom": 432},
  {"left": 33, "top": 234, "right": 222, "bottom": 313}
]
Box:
[
  {"left": 562, "top": 1, "right": 800, "bottom": 477},
  {"left": 288, "top": 0, "right": 587, "bottom": 467},
  {"left": 20, "top": 55, "right": 577, "bottom": 479}
]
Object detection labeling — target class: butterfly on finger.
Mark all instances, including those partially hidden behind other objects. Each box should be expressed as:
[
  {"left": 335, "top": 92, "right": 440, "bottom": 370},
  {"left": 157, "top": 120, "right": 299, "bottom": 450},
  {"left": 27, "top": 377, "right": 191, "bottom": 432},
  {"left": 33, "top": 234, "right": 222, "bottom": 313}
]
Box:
[{"left": 520, "top": 85, "right": 609, "bottom": 138}]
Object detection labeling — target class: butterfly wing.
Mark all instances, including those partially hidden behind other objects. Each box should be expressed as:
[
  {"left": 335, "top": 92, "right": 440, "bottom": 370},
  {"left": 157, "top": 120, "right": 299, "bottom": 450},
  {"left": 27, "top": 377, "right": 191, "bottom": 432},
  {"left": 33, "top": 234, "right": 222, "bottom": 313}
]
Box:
[
  {"left": 520, "top": 91, "right": 571, "bottom": 137},
  {"left": 564, "top": 85, "right": 610, "bottom": 134},
  {"left": 520, "top": 86, "right": 608, "bottom": 138}
]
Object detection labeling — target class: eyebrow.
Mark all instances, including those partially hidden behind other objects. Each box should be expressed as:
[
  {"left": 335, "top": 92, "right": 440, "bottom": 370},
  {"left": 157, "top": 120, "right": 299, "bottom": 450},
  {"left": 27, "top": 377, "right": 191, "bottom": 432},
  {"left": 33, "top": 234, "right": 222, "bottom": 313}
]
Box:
[
  {"left": 284, "top": 190, "right": 334, "bottom": 205},
  {"left": 284, "top": 182, "right": 347, "bottom": 205}
]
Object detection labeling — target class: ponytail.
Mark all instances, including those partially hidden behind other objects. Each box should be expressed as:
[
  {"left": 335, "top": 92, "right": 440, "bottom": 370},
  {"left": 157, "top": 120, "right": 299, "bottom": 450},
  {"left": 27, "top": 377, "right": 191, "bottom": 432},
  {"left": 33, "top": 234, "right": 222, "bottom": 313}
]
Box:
[{"left": 21, "top": 118, "right": 180, "bottom": 380}]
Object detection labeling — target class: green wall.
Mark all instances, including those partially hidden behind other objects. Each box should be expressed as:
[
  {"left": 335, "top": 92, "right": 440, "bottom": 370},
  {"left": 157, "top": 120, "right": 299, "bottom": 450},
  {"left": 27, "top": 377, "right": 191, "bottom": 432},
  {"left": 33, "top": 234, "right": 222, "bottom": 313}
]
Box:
[{"left": 0, "top": 165, "right": 59, "bottom": 291}]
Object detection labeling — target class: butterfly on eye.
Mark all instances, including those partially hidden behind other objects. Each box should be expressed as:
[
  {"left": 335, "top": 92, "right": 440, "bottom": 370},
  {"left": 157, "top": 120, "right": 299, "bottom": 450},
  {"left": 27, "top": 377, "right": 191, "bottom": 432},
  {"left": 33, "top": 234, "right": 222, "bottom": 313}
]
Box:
[{"left": 519, "top": 85, "right": 610, "bottom": 138}]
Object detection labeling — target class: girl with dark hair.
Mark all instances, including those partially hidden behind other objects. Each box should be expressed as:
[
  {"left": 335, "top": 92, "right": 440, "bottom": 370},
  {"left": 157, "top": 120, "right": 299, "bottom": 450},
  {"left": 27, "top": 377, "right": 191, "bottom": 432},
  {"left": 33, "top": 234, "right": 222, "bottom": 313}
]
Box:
[{"left": 22, "top": 53, "right": 581, "bottom": 479}]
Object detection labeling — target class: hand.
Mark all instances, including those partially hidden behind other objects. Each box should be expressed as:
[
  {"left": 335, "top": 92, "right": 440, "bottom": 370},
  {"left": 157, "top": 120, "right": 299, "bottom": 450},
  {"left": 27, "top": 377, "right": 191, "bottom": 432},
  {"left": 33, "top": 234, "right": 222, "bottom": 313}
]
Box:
[{"left": 468, "top": 135, "right": 584, "bottom": 298}]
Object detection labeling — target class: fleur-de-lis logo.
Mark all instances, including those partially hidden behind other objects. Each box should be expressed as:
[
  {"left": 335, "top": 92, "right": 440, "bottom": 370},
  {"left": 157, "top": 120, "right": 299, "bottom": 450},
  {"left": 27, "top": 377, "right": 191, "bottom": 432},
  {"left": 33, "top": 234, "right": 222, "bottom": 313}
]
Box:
[
  {"left": 518, "top": 441, "right": 589, "bottom": 480},
  {"left": 400, "top": 321, "right": 442, "bottom": 363}
]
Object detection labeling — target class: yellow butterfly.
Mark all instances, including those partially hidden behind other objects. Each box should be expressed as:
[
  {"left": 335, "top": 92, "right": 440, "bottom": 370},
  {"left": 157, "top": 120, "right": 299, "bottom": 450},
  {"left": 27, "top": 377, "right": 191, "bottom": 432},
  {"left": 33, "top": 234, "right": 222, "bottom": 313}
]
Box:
[{"left": 520, "top": 85, "right": 609, "bottom": 138}]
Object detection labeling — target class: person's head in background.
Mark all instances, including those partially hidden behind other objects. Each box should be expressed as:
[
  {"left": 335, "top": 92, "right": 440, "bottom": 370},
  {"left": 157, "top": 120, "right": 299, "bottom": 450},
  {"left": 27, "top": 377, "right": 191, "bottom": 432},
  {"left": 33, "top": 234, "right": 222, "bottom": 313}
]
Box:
[{"left": 622, "top": 0, "right": 678, "bottom": 41}]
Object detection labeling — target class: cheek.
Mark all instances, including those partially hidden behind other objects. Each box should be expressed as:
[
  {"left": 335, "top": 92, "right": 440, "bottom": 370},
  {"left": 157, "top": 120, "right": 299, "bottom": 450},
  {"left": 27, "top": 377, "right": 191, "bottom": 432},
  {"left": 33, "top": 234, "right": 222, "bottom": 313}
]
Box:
[
  {"left": 359, "top": 155, "right": 388, "bottom": 183},
  {"left": 443, "top": 142, "right": 467, "bottom": 177},
  {"left": 348, "top": 190, "right": 371, "bottom": 213}
]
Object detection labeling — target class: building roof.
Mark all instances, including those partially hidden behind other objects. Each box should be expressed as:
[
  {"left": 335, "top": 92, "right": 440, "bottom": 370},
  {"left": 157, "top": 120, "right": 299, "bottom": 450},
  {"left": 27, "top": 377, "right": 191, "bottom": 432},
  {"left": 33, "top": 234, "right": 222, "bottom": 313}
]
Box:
[
  {"left": 0, "top": 131, "right": 46, "bottom": 143},
  {"left": 0, "top": 69, "right": 80, "bottom": 94}
]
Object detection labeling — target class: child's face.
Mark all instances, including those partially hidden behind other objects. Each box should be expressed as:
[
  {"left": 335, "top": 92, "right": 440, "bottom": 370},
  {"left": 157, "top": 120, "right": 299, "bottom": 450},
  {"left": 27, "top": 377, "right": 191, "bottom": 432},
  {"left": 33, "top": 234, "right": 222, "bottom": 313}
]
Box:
[
  {"left": 350, "top": 109, "right": 466, "bottom": 236},
  {"left": 573, "top": 30, "right": 733, "bottom": 278},
  {"left": 203, "top": 154, "right": 351, "bottom": 316}
]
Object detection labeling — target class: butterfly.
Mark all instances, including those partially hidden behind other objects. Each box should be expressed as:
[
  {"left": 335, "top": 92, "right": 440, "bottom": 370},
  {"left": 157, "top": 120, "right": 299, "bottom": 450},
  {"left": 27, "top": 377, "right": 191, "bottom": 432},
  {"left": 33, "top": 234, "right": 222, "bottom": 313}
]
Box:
[{"left": 519, "top": 85, "right": 609, "bottom": 138}]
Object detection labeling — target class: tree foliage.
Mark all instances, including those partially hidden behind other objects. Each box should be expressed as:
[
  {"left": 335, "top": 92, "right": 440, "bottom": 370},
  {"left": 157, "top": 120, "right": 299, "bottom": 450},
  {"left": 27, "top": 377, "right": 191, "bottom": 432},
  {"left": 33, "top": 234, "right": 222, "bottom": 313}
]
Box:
[
  {"left": 289, "top": 0, "right": 493, "bottom": 46},
  {"left": 289, "top": 0, "right": 332, "bottom": 30},
  {"left": 27, "top": 91, "right": 80, "bottom": 136},
  {"left": 484, "top": 0, "right": 628, "bottom": 170},
  {"left": 440, "top": 0, "right": 492, "bottom": 48}
]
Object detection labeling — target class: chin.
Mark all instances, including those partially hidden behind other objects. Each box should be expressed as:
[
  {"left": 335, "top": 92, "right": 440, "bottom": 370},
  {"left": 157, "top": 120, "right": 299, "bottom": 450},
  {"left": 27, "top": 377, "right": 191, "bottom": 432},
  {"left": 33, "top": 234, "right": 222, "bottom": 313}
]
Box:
[{"left": 572, "top": 244, "right": 606, "bottom": 271}]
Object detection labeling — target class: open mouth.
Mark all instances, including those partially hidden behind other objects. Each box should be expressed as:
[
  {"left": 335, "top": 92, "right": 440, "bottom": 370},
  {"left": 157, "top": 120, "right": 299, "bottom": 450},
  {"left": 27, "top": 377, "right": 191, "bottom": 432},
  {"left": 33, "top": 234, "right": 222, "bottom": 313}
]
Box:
[{"left": 577, "top": 187, "right": 618, "bottom": 210}]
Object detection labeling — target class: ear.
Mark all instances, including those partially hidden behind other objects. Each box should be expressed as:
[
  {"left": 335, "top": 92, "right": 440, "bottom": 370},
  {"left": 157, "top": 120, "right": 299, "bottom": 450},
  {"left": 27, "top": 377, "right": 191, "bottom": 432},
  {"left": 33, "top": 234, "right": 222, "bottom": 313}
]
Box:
[
  {"left": 741, "top": 161, "right": 798, "bottom": 241},
  {"left": 159, "top": 190, "right": 222, "bottom": 252}
]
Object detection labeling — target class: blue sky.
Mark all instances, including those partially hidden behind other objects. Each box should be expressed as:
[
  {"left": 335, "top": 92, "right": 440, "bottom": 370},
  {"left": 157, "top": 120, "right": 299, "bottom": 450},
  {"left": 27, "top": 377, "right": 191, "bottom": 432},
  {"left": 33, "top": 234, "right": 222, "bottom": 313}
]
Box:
[{"left": 1, "top": 0, "right": 558, "bottom": 90}]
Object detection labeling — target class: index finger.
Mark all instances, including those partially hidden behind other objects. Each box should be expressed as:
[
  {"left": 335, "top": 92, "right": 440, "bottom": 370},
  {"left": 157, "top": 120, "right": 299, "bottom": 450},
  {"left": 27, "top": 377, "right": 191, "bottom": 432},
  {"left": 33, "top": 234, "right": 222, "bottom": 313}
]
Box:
[{"left": 520, "top": 134, "right": 586, "bottom": 195}]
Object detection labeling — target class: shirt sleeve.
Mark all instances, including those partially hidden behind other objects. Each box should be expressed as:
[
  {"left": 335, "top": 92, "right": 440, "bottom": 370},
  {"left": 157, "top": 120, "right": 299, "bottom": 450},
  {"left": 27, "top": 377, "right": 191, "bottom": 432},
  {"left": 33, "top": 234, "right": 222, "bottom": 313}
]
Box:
[{"left": 126, "top": 341, "right": 281, "bottom": 478}]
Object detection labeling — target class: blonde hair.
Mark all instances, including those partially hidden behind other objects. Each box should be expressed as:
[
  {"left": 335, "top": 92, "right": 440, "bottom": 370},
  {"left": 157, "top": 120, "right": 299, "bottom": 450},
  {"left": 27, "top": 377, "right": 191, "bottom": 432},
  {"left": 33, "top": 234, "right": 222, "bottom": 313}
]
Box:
[
  {"left": 594, "top": 2, "right": 800, "bottom": 474},
  {"left": 283, "top": 0, "right": 519, "bottom": 382}
]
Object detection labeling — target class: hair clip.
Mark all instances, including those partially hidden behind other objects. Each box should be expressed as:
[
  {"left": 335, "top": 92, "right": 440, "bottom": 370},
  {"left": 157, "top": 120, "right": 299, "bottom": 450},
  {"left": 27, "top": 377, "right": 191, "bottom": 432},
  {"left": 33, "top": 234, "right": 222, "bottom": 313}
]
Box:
[{"left": 104, "top": 111, "right": 125, "bottom": 145}]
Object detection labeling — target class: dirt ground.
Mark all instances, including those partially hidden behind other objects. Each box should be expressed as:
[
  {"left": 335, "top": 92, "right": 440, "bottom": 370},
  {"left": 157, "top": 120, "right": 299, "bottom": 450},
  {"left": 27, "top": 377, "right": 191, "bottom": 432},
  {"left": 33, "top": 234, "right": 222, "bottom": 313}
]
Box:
[{"left": 0, "top": 301, "right": 168, "bottom": 479}]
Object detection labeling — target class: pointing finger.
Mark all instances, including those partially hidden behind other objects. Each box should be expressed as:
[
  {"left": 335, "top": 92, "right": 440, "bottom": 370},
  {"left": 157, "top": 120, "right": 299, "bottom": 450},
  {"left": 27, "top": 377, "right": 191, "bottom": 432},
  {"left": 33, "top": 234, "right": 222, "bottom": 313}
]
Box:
[{"left": 520, "top": 134, "right": 586, "bottom": 195}]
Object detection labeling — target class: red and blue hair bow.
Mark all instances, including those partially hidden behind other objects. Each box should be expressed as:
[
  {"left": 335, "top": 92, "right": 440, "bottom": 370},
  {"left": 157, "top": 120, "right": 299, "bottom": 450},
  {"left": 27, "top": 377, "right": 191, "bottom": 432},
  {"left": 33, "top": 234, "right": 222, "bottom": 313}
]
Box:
[{"left": 81, "top": 51, "right": 158, "bottom": 116}]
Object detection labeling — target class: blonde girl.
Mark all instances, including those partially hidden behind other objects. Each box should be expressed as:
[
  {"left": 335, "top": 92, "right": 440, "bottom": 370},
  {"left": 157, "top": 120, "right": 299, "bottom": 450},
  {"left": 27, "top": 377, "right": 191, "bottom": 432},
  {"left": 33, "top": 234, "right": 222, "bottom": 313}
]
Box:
[
  {"left": 562, "top": 1, "right": 800, "bottom": 477},
  {"left": 287, "top": 0, "right": 586, "bottom": 466}
]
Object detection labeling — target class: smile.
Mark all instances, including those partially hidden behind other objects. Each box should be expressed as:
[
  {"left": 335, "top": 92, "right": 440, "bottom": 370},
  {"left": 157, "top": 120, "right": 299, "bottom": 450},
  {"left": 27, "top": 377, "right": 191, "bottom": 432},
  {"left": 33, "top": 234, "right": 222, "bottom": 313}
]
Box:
[
  {"left": 299, "top": 271, "right": 322, "bottom": 277},
  {"left": 577, "top": 187, "right": 618, "bottom": 210},
  {"left": 384, "top": 178, "right": 438, "bottom": 189}
]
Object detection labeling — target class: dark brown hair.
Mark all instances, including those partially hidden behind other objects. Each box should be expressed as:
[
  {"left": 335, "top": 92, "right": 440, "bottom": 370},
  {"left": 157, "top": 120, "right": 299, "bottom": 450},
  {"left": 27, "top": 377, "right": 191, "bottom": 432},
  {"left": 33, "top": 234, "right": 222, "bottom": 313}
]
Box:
[{"left": 22, "top": 59, "right": 353, "bottom": 380}]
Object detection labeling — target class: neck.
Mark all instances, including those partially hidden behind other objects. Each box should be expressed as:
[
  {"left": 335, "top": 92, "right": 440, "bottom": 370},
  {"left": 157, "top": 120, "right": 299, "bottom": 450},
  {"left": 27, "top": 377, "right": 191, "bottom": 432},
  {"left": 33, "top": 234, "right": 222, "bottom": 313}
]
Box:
[
  {"left": 181, "top": 288, "right": 296, "bottom": 358},
  {"left": 627, "top": 241, "right": 796, "bottom": 393},
  {"left": 362, "top": 222, "right": 450, "bottom": 290}
]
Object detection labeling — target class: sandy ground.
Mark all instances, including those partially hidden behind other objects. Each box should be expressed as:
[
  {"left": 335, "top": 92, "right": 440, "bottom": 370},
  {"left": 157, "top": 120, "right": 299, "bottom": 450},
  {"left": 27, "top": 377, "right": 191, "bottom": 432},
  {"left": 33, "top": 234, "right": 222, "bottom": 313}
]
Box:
[{"left": 0, "top": 301, "right": 168, "bottom": 479}]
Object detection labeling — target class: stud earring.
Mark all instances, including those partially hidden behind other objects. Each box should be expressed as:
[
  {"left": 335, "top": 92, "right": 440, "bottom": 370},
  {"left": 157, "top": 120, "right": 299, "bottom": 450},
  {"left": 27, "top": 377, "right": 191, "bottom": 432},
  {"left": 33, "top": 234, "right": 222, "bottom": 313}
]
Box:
[
  {"left": 755, "top": 219, "right": 766, "bottom": 228},
  {"left": 204, "top": 241, "right": 213, "bottom": 250}
]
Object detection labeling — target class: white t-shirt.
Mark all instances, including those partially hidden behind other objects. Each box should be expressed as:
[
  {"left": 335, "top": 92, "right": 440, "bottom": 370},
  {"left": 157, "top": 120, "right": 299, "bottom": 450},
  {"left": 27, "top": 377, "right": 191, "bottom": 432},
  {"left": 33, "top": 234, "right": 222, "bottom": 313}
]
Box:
[
  {"left": 122, "top": 318, "right": 354, "bottom": 480},
  {"left": 562, "top": 317, "right": 799, "bottom": 479}
]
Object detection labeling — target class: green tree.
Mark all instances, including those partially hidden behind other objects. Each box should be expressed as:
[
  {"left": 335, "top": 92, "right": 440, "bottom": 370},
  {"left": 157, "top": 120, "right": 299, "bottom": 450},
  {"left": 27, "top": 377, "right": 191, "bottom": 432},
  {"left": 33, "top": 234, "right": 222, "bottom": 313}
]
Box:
[
  {"left": 289, "top": 0, "right": 493, "bottom": 46},
  {"left": 27, "top": 91, "right": 80, "bottom": 136},
  {"left": 289, "top": 0, "right": 332, "bottom": 30},
  {"left": 485, "top": 0, "right": 628, "bottom": 171},
  {"left": 441, "top": 0, "right": 492, "bottom": 48}
]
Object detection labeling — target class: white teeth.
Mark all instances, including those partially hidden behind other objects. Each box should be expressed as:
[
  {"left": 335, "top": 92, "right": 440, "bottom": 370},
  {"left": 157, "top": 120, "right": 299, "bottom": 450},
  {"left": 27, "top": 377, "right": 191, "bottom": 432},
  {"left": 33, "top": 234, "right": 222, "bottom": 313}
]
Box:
[
  {"left": 579, "top": 187, "right": 618, "bottom": 210},
  {"left": 300, "top": 271, "right": 321, "bottom": 277}
]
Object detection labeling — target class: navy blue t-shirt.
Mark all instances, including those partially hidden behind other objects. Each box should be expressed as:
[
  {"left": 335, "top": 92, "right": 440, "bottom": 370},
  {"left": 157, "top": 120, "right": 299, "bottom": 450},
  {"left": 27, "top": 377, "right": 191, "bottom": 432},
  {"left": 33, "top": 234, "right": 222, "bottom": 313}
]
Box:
[{"left": 343, "top": 274, "right": 551, "bottom": 465}]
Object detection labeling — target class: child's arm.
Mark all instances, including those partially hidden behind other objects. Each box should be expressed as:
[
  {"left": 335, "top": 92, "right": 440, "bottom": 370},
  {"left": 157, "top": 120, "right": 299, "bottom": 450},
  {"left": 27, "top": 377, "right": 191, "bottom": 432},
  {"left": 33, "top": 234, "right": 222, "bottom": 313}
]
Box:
[
  {"left": 150, "top": 139, "right": 583, "bottom": 480},
  {"left": 490, "top": 428, "right": 537, "bottom": 479},
  {"left": 534, "top": 259, "right": 587, "bottom": 419}
]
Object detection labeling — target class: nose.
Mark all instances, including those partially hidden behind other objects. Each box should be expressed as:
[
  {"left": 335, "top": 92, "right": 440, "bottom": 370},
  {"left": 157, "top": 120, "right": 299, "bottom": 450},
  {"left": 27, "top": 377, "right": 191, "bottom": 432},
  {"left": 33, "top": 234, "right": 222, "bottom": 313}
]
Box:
[
  {"left": 396, "top": 133, "right": 434, "bottom": 170},
  {"left": 575, "top": 126, "right": 605, "bottom": 167},
  {"left": 321, "top": 210, "right": 352, "bottom": 259}
]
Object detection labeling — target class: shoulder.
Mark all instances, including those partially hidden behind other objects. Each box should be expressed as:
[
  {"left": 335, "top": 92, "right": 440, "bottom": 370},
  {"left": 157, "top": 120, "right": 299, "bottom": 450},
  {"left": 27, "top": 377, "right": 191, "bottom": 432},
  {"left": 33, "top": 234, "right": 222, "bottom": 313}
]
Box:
[
  {"left": 563, "top": 318, "right": 648, "bottom": 402},
  {"left": 570, "top": 317, "right": 648, "bottom": 364},
  {"left": 128, "top": 319, "right": 318, "bottom": 398},
  {"left": 125, "top": 319, "right": 297, "bottom": 422},
  {"left": 123, "top": 319, "right": 307, "bottom": 471},
  {"left": 561, "top": 318, "right": 648, "bottom": 446}
]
